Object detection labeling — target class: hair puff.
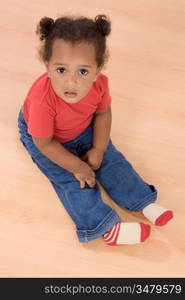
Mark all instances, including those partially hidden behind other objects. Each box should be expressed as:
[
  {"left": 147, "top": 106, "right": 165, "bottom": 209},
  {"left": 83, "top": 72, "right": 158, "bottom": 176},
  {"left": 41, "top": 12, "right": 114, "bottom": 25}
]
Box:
[
  {"left": 36, "top": 16, "right": 55, "bottom": 41},
  {"left": 95, "top": 14, "right": 111, "bottom": 37}
]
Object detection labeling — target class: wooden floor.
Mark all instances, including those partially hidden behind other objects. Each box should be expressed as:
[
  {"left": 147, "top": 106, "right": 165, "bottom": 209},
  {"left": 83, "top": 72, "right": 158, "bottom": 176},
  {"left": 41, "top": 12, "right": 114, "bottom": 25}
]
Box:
[{"left": 1, "top": 0, "right": 185, "bottom": 277}]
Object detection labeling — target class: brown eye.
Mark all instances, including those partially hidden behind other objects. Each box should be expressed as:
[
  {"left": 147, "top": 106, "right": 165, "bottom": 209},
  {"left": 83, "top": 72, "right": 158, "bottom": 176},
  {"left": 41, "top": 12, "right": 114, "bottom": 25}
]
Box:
[
  {"left": 79, "top": 69, "right": 88, "bottom": 75},
  {"left": 57, "top": 67, "right": 66, "bottom": 74}
]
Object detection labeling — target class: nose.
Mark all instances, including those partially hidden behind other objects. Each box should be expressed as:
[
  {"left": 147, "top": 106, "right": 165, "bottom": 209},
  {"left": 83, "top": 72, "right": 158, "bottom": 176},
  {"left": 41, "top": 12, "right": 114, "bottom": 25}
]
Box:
[{"left": 66, "top": 73, "right": 77, "bottom": 85}]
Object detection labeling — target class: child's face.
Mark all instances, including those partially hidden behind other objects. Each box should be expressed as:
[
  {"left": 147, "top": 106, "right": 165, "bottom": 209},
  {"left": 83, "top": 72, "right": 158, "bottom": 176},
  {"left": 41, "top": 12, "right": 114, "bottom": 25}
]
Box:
[{"left": 45, "top": 39, "right": 101, "bottom": 103}]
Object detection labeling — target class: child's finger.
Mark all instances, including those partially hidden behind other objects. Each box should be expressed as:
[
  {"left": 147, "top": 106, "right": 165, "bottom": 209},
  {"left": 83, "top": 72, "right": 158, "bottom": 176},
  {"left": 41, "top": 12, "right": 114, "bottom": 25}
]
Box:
[
  {"left": 86, "top": 178, "right": 96, "bottom": 188},
  {"left": 92, "top": 165, "right": 100, "bottom": 170},
  {"left": 80, "top": 180, "right": 85, "bottom": 189}
]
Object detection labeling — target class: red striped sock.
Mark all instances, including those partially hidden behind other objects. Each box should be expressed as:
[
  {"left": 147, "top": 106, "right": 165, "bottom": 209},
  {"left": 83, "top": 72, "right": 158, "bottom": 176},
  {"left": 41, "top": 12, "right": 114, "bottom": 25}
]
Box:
[{"left": 103, "top": 222, "right": 151, "bottom": 246}]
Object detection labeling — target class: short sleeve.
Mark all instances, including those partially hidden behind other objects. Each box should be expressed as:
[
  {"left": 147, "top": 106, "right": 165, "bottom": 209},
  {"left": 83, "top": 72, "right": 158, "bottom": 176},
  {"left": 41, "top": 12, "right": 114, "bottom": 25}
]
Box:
[
  {"left": 96, "top": 75, "right": 112, "bottom": 111},
  {"left": 27, "top": 101, "right": 55, "bottom": 138}
]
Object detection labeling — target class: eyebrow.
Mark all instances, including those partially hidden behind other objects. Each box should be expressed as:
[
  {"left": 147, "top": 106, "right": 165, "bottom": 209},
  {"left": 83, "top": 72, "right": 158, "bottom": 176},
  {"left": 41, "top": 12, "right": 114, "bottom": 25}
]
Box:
[{"left": 53, "top": 63, "right": 92, "bottom": 68}]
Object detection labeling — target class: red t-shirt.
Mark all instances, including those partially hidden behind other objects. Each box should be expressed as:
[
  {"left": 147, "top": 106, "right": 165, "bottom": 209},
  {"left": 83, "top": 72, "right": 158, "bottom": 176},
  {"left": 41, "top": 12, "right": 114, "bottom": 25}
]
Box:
[{"left": 22, "top": 72, "right": 112, "bottom": 143}]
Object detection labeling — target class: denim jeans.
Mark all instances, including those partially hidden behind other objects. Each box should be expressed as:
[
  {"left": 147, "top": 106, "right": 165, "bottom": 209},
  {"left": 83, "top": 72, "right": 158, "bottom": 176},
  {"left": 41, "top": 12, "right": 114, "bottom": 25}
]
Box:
[{"left": 17, "top": 107, "right": 157, "bottom": 242}]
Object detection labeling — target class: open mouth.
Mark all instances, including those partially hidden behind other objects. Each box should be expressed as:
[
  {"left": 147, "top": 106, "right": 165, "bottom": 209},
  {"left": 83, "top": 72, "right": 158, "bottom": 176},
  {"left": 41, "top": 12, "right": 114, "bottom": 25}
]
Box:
[{"left": 64, "top": 91, "right": 77, "bottom": 98}]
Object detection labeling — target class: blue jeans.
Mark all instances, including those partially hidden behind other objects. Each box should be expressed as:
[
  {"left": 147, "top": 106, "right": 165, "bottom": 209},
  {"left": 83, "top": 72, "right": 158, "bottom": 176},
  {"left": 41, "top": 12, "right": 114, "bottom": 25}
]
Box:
[{"left": 17, "top": 107, "right": 157, "bottom": 242}]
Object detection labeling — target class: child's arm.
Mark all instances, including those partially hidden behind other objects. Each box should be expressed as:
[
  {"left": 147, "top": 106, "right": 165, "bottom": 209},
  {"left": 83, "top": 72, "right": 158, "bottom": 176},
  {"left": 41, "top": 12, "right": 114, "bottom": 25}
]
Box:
[
  {"left": 32, "top": 136, "right": 84, "bottom": 174},
  {"left": 93, "top": 106, "right": 112, "bottom": 153}
]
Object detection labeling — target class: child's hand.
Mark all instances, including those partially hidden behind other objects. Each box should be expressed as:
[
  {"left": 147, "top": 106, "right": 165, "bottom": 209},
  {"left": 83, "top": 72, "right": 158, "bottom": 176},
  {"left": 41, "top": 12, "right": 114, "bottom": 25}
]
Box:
[
  {"left": 80, "top": 147, "right": 104, "bottom": 170},
  {"left": 73, "top": 161, "right": 96, "bottom": 189}
]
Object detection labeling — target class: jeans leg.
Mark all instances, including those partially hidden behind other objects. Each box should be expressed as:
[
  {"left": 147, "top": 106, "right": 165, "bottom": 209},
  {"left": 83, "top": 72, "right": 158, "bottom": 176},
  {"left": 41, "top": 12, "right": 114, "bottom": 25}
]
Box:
[
  {"left": 17, "top": 109, "right": 121, "bottom": 242},
  {"left": 31, "top": 152, "right": 121, "bottom": 242},
  {"left": 95, "top": 139, "right": 158, "bottom": 211}
]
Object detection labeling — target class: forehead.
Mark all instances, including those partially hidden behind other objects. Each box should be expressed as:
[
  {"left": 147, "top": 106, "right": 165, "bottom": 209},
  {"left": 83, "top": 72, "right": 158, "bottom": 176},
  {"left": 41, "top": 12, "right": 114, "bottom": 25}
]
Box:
[{"left": 51, "top": 38, "right": 96, "bottom": 64}]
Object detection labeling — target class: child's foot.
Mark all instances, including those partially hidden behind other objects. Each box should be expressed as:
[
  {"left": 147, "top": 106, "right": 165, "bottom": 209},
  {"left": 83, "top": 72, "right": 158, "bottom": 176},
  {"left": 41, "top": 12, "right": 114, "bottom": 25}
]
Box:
[
  {"left": 103, "top": 222, "right": 151, "bottom": 246},
  {"left": 142, "top": 203, "right": 173, "bottom": 226}
]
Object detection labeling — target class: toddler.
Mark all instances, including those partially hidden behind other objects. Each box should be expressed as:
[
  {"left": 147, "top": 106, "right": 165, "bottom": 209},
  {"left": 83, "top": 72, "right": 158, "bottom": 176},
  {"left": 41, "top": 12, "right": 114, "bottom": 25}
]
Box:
[{"left": 17, "top": 14, "right": 173, "bottom": 245}]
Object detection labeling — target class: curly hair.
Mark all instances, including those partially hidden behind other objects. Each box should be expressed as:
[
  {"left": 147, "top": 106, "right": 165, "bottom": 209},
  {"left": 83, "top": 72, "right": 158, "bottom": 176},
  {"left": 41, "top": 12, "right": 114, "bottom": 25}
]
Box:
[{"left": 35, "top": 14, "right": 111, "bottom": 68}]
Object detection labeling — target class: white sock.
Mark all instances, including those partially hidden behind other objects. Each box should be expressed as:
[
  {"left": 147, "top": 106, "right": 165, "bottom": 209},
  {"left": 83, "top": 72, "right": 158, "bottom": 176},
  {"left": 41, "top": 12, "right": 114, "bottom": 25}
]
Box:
[{"left": 142, "top": 203, "right": 173, "bottom": 226}]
